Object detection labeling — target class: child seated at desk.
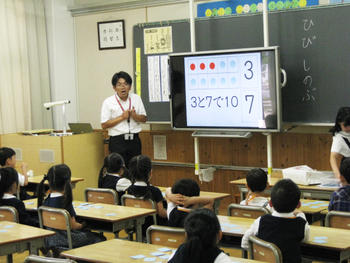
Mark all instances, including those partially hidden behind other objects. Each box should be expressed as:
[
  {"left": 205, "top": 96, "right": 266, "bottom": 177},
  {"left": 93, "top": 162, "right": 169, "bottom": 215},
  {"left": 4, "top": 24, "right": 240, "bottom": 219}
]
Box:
[
  {"left": 241, "top": 179, "right": 309, "bottom": 263},
  {"left": 98, "top": 152, "right": 131, "bottom": 204},
  {"left": 168, "top": 208, "right": 231, "bottom": 263},
  {"left": 329, "top": 157, "right": 350, "bottom": 212},
  {"left": 0, "top": 147, "right": 31, "bottom": 200},
  {"left": 240, "top": 168, "right": 271, "bottom": 211},
  {"left": 0, "top": 167, "right": 38, "bottom": 227},
  {"left": 37, "top": 164, "right": 105, "bottom": 252},
  {"left": 126, "top": 155, "right": 167, "bottom": 229},
  {"left": 166, "top": 178, "right": 214, "bottom": 228}
]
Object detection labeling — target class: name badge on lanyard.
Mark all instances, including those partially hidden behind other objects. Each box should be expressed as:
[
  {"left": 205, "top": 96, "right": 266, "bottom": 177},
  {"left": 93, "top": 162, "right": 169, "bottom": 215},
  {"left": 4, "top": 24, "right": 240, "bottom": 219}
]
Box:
[{"left": 115, "top": 95, "right": 133, "bottom": 140}]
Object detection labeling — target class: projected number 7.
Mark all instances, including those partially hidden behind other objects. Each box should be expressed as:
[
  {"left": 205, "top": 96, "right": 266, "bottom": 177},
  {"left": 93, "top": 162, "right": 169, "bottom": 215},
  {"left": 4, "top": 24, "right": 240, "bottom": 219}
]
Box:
[{"left": 245, "top": 95, "right": 254, "bottom": 114}]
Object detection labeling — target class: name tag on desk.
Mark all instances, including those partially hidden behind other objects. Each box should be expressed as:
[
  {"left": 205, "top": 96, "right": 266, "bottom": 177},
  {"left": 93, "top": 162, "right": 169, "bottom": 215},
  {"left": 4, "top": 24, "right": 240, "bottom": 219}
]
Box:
[{"left": 124, "top": 134, "right": 134, "bottom": 140}]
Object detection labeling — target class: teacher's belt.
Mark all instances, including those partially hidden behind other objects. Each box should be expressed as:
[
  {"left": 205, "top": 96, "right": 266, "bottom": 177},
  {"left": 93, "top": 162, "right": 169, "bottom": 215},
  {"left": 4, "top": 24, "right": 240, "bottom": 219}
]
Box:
[{"left": 111, "top": 133, "right": 139, "bottom": 141}]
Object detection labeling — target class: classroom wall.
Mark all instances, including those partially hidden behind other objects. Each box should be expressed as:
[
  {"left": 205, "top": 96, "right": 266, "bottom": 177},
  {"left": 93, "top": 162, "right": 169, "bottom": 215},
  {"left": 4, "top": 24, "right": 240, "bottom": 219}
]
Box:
[{"left": 73, "top": 2, "right": 190, "bottom": 129}]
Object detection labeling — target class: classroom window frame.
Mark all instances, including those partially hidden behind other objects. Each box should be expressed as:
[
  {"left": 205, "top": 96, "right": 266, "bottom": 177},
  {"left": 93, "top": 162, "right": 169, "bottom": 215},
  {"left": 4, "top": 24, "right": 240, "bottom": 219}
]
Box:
[{"left": 97, "top": 20, "right": 126, "bottom": 50}]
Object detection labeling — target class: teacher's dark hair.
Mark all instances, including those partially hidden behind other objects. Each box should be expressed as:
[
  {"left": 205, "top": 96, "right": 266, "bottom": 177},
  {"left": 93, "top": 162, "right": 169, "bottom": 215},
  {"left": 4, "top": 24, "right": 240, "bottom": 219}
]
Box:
[
  {"left": 330, "top": 107, "right": 350, "bottom": 135},
  {"left": 111, "top": 71, "right": 132, "bottom": 87}
]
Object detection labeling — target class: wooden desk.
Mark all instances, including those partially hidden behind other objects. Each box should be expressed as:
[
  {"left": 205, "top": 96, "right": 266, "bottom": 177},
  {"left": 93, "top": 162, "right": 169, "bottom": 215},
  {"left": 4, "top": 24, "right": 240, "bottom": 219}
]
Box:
[
  {"left": 27, "top": 176, "right": 84, "bottom": 189},
  {"left": 218, "top": 215, "right": 350, "bottom": 262},
  {"left": 24, "top": 199, "right": 155, "bottom": 242},
  {"left": 61, "top": 238, "right": 266, "bottom": 263},
  {"left": 0, "top": 221, "right": 54, "bottom": 263},
  {"left": 157, "top": 186, "right": 230, "bottom": 214},
  {"left": 231, "top": 178, "right": 336, "bottom": 201}
]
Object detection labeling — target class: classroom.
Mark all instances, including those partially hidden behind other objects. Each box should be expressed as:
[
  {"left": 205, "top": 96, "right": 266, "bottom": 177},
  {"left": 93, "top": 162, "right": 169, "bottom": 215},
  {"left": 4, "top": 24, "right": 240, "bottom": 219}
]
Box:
[{"left": 1, "top": 0, "right": 350, "bottom": 262}]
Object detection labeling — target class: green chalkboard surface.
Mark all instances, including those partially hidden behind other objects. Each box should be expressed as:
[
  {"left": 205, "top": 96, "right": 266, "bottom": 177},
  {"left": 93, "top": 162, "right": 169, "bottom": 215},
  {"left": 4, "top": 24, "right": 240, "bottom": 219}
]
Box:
[{"left": 133, "top": 4, "right": 350, "bottom": 124}]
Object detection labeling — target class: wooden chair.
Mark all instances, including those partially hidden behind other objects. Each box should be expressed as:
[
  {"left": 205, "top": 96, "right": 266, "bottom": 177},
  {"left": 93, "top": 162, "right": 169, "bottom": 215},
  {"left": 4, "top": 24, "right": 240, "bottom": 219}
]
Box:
[
  {"left": 248, "top": 236, "right": 283, "bottom": 263},
  {"left": 227, "top": 203, "right": 270, "bottom": 218},
  {"left": 38, "top": 206, "right": 73, "bottom": 250},
  {"left": 121, "top": 194, "right": 157, "bottom": 225},
  {"left": 325, "top": 210, "right": 350, "bottom": 229},
  {"left": 84, "top": 187, "right": 118, "bottom": 205},
  {"left": 146, "top": 225, "right": 186, "bottom": 248},
  {"left": 24, "top": 255, "right": 77, "bottom": 263},
  {"left": 0, "top": 206, "right": 19, "bottom": 222}
]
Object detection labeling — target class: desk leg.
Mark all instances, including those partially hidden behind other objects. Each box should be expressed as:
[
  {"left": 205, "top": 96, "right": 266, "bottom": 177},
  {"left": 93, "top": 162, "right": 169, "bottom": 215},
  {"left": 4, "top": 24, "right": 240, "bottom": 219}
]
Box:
[
  {"left": 6, "top": 254, "right": 13, "bottom": 263},
  {"left": 213, "top": 200, "right": 221, "bottom": 214},
  {"left": 135, "top": 217, "right": 146, "bottom": 242},
  {"left": 135, "top": 220, "right": 142, "bottom": 242}
]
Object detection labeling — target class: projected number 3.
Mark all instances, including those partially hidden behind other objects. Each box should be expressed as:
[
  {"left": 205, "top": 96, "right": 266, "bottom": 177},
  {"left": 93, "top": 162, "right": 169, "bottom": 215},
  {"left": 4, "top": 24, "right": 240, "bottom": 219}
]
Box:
[{"left": 244, "top": 60, "right": 254, "bottom": 80}]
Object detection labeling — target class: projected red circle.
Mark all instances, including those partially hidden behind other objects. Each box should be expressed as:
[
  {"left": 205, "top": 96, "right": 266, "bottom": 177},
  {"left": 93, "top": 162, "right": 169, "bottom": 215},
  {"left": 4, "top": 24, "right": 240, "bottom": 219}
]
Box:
[
  {"left": 200, "top": 63, "right": 205, "bottom": 70},
  {"left": 209, "top": 62, "right": 215, "bottom": 69},
  {"left": 190, "top": 64, "right": 195, "bottom": 70}
]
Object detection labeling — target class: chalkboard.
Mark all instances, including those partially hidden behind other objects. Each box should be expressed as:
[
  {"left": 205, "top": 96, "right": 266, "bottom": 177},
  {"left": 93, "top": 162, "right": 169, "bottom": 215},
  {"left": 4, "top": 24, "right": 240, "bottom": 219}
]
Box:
[{"left": 133, "top": 4, "right": 350, "bottom": 124}]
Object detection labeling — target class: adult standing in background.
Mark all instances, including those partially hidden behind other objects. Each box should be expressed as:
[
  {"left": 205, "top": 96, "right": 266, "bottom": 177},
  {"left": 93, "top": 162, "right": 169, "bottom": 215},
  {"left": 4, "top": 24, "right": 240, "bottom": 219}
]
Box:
[
  {"left": 330, "top": 107, "right": 350, "bottom": 183},
  {"left": 101, "top": 71, "right": 147, "bottom": 167}
]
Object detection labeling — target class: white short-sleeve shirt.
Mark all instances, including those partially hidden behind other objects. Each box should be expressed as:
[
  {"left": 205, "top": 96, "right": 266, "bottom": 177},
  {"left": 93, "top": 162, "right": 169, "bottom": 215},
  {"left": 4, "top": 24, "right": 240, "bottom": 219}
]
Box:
[
  {"left": 100, "top": 93, "right": 146, "bottom": 136},
  {"left": 331, "top": 132, "right": 350, "bottom": 157}
]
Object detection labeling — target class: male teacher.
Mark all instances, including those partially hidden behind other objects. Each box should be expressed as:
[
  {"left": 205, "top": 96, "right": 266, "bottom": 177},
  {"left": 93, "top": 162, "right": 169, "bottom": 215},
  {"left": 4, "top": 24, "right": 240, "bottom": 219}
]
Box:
[{"left": 101, "top": 71, "right": 147, "bottom": 167}]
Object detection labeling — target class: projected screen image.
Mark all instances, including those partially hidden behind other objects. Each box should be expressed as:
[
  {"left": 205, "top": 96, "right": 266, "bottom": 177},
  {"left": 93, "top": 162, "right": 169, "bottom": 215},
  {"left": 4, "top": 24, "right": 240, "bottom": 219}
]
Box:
[{"left": 169, "top": 47, "right": 281, "bottom": 131}]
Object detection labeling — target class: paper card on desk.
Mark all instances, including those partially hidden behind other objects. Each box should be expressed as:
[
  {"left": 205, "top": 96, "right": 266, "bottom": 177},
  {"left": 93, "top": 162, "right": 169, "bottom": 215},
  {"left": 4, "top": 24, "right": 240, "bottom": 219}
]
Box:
[
  {"left": 310, "top": 206, "right": 320, "bottom": 208},
  {"left": 93, "top": 205, "right": 104, "bottom": 209},
  {"left": 159, "top": 255, "right": 170, "bottom": 259},
  {"left": 77, "top": 206, "right": 89, "bottom": 210},
  {"left": 313, "top": 239, "right": 327, "bottom": 244},
  {"left": 130, "top": 255, "right": 146, "bottom": 259},
  {"left": 78, "top": 203, "right": 89, "bottom": 206},
  {"left": 105, "top": 213, "right": 117, "bottom": 216},
  {"left": 158, "top": 247, "right": 172, "bottom": 252},
  {"left": 314, "top": 236, "right": 328, "bottom": 239},
  {"left": 151, "top": 252, "right": 165, "bottom": 256},
  {"left": 4, "top": 225, "right": 14, "bottom": 228},
  {"left": 0, "top": 230, "right": 8, "bottom": 233},
  {"left": 144, "top": 258, "right": 156, "bottom": 262},
  {"left": 26, "top": 201, "right": 34, "bottom": 205}
]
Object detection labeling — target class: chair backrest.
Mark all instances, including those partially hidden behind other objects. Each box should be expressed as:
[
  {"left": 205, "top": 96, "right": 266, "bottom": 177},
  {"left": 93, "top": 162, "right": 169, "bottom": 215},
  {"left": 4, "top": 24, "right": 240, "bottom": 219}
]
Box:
[
  {"left": 248, "top": 236, "right": 283, "bottom": 263},
  {"left": 24, "top": 255, "right": 77, "bottom": 263},
  {"left": 325, "top": 210, "right": 350, "bottom": 229},
  {"left": 85, "top": 187, "right": 118, "bottom": 205},
  {"left": 0, "top": 206, "right": 19, "bottom": 222},
  {"left": 38, "top": 206, "right": 73, "bottom": 249},
  {"left": 146, "top": 225, "right": 186, "bottom": 248},
  {"left": 228, "top": 203, "right": 270, "bottom": 218},
  {"left": 121, "top": 194, "right": 157, "bottom": 224}
]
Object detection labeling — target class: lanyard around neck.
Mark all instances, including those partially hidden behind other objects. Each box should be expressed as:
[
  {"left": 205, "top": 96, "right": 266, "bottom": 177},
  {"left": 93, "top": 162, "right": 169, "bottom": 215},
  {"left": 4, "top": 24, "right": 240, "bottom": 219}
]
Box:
[{"left": 115, "top": 95, "right": 131, "bottom": 112}]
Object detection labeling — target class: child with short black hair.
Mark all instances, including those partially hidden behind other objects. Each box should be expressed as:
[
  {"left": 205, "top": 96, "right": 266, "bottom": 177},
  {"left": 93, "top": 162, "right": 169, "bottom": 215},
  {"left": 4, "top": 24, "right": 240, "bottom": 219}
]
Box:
[
  {"left": 37, "top": 164, "right": 105, "bottom": 251},
  {"left": 241, "top": 179, "right": 309, "bottom": 263},
  {"left": 168, "top": 208, "right": 231, "bottom": 263},
  {"left": 240, "top": 168, "right": 270, "bottom": 210},
  {"left": 167, "top": 178, "right": 214, "bottom": 228},
  {"left": 329, "top": 157, "right": 350, "bottom": 211},
  {"left": 0, "top": 147, "right": 30, "bottom": 199},
  {"left": 98, "top": 152, "right": 131, "bottom": 203},
  {"left": 126, "top": 155, "right": 167, "bottom": 230},
  {"left": 0, "top": 167, "right": 38, "bottom": 226}
]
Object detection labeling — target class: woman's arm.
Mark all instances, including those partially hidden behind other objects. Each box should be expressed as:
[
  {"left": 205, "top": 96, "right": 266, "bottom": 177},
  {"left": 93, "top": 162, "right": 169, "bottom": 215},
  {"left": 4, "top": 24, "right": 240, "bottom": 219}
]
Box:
[
  {"left": 70, "top": 217, "right": 83, "bottom": 230},
  {"left": 330, "top": 151, "right": 343, "bottom": 180},
  {"left": 183, "top": 196, "right": 214, "bottom": 209},
  {"left": 156, "top": 201, "right": 167, "bottom": 218}
]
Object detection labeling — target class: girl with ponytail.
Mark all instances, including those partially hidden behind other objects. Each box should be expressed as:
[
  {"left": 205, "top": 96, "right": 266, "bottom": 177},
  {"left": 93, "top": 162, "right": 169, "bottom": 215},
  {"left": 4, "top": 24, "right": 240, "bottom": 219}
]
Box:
[
  {"left": 37, "top": 164, "right": 105, "bottom": 250},
  {"left": 127, "top": 155, "right": 167, "bottom": 232},
  {"left": 168, "top": 208, "right": 230, "bottom": 263},
  {"left": 98, "top": 152, "right": 131, "bottom": 204}
]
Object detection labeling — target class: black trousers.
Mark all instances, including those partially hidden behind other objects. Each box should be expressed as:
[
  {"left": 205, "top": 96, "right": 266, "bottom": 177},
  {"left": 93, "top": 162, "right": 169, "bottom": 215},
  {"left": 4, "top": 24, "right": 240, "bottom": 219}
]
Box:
[{"left": 108, "top": 133, "right": 141, "bottom": 167}]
